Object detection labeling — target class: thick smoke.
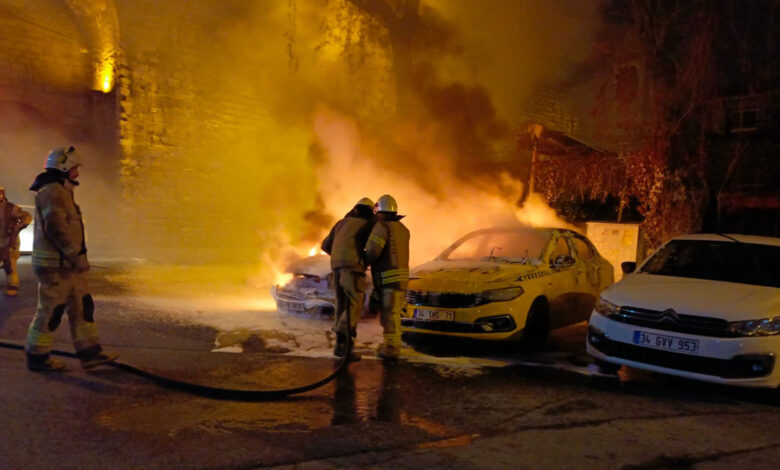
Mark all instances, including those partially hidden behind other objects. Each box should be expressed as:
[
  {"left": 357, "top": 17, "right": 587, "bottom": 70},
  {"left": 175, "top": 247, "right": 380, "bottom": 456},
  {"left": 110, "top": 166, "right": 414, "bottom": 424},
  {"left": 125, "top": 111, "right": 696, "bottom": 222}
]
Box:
[
  {"left": 0, "top": 105, "right": 122, "bottom": 256},
  {"left": 3, "top": 0, "right": 598, "bottom": 288}
]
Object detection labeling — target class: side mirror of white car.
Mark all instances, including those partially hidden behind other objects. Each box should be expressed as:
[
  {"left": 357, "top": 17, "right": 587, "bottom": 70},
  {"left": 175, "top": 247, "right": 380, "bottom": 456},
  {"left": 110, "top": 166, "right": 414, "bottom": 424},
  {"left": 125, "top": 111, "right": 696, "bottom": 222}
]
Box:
[{"left": 621, "top": 261, "right": 637, "bottom": 274}]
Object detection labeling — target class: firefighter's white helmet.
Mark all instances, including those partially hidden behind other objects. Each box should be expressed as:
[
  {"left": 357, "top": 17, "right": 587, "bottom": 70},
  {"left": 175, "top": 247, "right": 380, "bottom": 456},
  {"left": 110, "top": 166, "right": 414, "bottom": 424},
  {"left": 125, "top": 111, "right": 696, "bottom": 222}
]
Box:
[
  {"left": 375, "top": 194, "right": 397, "bottom": 213},
  {"left": 45, "top": 146, "right": 81, "bottom": 172},
  {"left": 356, "top": 197, "right": 374, "bottom": 208}
]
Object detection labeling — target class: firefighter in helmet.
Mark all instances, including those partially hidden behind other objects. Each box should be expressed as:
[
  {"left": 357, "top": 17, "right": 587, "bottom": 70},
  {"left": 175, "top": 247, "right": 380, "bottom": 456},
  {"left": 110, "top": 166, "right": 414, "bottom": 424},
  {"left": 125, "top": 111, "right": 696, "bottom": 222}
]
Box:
[
  {"left": 365, "top": 194, "right": 410, "bottom": 360},
  {"left": 0, "top": 185, "right": 32, "bottom": 296},
  {"left": 25, "top": 147, "right": 117, "bottom": 371},
  {"left": 321, "top": 197, "right": 375, "bottom": 361}
]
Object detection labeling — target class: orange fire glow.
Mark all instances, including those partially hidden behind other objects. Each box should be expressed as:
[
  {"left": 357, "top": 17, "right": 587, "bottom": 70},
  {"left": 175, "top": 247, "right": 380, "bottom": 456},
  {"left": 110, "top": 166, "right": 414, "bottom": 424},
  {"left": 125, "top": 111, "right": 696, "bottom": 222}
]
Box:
[
  {"left": 274, "top": 269, "right": 294, "bottom": 287},
  {"left": 310, "top": 105, "right": 575, "bottom": 267}
]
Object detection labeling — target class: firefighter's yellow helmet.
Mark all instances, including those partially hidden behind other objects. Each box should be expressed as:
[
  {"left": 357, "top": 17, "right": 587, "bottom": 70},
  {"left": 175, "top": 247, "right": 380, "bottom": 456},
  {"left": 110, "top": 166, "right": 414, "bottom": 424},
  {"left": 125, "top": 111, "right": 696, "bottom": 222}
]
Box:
[
  {"left": 45, "top": 146, "right": 81, "bottom": 172},
  {"left": 375, "top": 194, "right": 397, "bottom": 213},
  {"left": 356, "top": 197, "right": 374, "bottom": 208}
]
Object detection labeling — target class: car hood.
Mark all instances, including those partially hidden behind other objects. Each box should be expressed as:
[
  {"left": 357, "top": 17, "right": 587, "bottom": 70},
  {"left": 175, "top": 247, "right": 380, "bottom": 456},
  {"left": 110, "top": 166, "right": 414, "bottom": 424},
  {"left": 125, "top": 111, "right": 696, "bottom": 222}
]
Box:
[
  {"left": 603, "top": 273, "right": 780, "bottom": 321},
  {"left": 410, "top": 259, "right": 539, "bottom": 292},
  {"left": 285, "top": 255, "right": 331, "bottom": 277}
]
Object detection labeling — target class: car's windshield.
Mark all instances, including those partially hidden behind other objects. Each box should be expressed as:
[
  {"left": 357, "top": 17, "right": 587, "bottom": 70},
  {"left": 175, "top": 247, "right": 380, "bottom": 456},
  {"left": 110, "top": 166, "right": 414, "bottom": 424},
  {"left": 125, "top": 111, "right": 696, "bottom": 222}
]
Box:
[
  {"left": 441, "top": 229, "right": 548, "bottom": 263},
  {"left": 640, "top": 239, "right": 780, "bottom": 288}
]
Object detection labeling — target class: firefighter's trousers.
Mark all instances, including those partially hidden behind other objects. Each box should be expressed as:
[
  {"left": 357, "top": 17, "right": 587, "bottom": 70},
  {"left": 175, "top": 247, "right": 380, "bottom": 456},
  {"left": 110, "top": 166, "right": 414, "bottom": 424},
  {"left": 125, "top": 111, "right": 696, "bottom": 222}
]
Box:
[
  {"left": 377, "top": 287, "right": 403, "bottom": 348},
  {"left": 25, "top": 267, "right": 102, "bottom": 356},
  {"left": 333, "top": 268, "right": 367, "bottom": 336},
  {"left": 1, "top": 247, "right": 20, "bottom": 291}
]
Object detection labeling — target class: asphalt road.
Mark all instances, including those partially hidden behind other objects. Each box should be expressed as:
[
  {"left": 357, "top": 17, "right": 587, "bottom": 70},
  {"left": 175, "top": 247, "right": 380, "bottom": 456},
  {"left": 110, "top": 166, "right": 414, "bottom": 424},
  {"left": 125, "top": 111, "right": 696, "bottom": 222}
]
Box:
[{"left": 2, "top": 259, "right": 780, "bottom": 470}]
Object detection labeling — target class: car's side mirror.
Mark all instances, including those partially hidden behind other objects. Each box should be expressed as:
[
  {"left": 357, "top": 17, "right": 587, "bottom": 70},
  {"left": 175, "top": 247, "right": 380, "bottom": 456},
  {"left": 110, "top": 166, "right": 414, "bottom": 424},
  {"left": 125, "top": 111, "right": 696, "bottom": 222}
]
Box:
[
  {"left": 621, "top": 261, "right": 637, "bottom": 275},
  {"left": 551, "top": 254, "right": 575, "bottom": 269}
]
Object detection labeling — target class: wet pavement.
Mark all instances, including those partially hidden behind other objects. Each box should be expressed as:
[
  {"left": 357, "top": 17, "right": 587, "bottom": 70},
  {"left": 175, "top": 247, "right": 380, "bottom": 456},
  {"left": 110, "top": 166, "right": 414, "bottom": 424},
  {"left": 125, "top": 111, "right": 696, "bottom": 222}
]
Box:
[{"left": 2, "top": 259, "right": 780, "bottom": 469}]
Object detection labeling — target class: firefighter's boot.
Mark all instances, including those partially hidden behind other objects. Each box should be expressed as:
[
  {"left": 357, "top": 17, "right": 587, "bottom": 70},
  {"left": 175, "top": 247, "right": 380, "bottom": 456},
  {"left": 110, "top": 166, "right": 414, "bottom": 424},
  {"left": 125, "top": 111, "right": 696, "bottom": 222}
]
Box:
[
  {"left": 334, "top": 332, "right": 346, "bottom": 357},
  {"left": 376, "top": 333, "right": 401, "bottom": 360},
  {"left": 375, "top": 343, "right": 401, "bottom": 360},
  {"left": 26, "top": 353, "right": 66, "bottom": 372},
  {"left": 79, "top": 349, "right": 118, "bottom": 369},
  {"left": 334, "top": 332, "right": 361, "bottom": 362},
  {"left": 5, "top": 270, "right": 19, "bottom": 296}
]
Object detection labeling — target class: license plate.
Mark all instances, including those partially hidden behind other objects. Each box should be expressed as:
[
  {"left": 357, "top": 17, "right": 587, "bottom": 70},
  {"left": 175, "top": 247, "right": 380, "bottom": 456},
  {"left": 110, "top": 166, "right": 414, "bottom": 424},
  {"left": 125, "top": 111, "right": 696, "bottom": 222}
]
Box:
[
  {"left": 633, "top": 330, "right": 699, "bottom": 354},
  {"left": 414, "top": 308, "right": 454, "bottom": 321},
  {"left": 280, "top": 300, "right": 304, "bottom": 313}
]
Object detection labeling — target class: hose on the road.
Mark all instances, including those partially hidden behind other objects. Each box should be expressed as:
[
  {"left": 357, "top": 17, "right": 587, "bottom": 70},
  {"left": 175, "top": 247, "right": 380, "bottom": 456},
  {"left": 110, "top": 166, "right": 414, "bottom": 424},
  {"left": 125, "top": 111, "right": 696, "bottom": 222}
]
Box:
[{"left": 0, "top": 320, "right": 356, "bottom": 401}]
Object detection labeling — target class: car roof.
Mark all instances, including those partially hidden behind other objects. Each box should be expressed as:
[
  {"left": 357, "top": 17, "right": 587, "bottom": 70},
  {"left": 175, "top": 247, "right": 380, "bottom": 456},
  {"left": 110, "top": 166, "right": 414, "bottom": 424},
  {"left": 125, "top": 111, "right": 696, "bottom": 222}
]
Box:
[
  {"left": 670, "top": 233, "right": 780, "bottom": 247},
  {"left": 462, "top": 226, "right": 566, "bottom": 235}
]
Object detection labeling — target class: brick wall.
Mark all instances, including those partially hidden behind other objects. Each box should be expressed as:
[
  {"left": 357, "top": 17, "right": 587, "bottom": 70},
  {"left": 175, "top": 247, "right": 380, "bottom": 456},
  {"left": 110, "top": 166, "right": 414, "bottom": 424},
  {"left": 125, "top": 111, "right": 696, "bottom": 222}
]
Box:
[
  {"left": 0, "top": 0, "right": 96, "bottom": 144},
  {"left": 2, "top": 0, "right": 318, "bottom": 263},
  {"left": 0, "top": 0, "right": 119, "bottom": 236},
  {"left": 518, "top": 85, "right": 579, "bottom": 137},
  {"left": 114, "top": 0, "right": 315, "bottom": 263}
]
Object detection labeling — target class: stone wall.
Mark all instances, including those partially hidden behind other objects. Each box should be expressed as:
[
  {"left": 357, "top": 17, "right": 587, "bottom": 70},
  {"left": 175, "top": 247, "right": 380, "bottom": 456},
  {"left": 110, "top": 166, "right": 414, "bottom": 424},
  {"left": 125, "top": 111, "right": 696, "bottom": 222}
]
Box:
[
  {"left": 113, "top": 0, "right": 314, "bottom": 263},
  {"left": 2, "top": 1, "right": 329, "bottom": 263}
]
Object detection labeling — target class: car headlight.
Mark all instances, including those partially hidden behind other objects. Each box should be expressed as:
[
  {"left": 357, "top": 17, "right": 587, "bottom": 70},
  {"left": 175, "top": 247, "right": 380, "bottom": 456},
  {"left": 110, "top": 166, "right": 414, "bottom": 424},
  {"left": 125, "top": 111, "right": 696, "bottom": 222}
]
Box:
[
  {"left": 594, "top": 297, "right": 619, "bottom": 317},
  {"left": 728, "top": 317, "right": 780, "bottom": 337},
  {"left": 480, "top": 287, "right": 524, "bottom": 303}
]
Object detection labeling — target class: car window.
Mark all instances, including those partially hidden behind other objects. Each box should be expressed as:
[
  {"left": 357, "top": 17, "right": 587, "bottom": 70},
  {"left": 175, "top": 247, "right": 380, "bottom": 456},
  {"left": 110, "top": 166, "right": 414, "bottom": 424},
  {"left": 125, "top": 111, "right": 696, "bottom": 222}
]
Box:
[
  {"left": 640, "top": 240, "right": 780, "bottom": 288},
  {"left": 442, "top": 230, "right": 547, "bottom": 262},
  {"left": 549, "top": 235, "right": 571, "bottom": 260},
  {"left": 570, "top": 236, "right": 593, "bottom": 261}
]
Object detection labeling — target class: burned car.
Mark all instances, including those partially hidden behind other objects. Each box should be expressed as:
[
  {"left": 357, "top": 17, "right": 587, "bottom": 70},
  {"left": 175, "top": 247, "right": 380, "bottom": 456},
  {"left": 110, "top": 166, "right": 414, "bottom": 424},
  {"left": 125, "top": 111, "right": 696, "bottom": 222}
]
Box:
[
  {"left": 271, "top": 254, "right": 372, "bottom": 316},
  {"left": 403, "top": 227, "right": 614, "bottom": 348}
]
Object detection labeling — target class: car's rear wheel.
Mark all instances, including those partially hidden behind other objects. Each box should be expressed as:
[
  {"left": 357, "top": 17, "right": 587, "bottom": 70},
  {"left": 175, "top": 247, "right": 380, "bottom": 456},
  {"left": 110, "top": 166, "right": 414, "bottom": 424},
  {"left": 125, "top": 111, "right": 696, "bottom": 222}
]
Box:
[{"left": 522, "top": 299, "right": 549, "bottom": 352}]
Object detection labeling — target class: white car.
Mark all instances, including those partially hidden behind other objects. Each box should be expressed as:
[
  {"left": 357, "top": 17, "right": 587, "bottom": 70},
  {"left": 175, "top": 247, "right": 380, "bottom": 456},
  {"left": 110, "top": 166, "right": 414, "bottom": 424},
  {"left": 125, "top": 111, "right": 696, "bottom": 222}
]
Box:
[
  {"left": 271, "top": 255, "right": 373, "bottom": 316},
  {"left": 271, "top": 255, "right": 337, "bottom": 316},
  {"left": 587, "top": 233, "right": 780, "bottom": 388}
]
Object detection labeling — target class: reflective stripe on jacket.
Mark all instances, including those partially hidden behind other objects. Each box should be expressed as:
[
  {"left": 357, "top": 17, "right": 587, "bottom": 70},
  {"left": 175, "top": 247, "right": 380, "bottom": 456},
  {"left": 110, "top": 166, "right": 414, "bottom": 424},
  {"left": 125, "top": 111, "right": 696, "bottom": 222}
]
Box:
[
  {"left": 321, "top": 216, "right": 372, "bottom": 271},
  {"left": 31, "top": 180, "right": 87, "bottom": 269},
  {"left": 365, "top": 219, "right": 410, "bottom": 288}
]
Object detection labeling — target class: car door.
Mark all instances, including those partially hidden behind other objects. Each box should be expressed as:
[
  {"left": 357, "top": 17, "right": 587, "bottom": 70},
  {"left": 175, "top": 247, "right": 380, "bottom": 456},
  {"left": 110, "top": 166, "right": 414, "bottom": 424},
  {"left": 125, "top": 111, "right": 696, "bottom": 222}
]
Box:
[
  {"left": 546, "top": 232, "right": 580, "bottom": 329},
  {"left": 567, "top": 234, "right": 603, "bottom": 321}
]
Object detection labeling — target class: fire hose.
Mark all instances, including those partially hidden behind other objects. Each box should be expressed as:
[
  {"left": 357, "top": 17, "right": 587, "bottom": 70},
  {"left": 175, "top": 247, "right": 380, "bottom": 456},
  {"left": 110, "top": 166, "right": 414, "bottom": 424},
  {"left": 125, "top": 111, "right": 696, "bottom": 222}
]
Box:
[{"left": 0, "top": 319, "right": 354, "bottom": 401}]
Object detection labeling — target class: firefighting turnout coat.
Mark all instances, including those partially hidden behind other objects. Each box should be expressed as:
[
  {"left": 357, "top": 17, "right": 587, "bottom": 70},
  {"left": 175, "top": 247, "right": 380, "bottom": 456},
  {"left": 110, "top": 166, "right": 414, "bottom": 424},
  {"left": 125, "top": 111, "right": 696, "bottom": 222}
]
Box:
[
  {"left": 29, "top": 171, "right": 88, "bottom": 270},
  {"left": 365, "top": 216, "right": 410, "bottom": 288},
  {"left": 321, "top": 212, "right": 373, "bottom": 272},
  {"left": 0, "top": 199, "right": 32, "bottom": 252}
]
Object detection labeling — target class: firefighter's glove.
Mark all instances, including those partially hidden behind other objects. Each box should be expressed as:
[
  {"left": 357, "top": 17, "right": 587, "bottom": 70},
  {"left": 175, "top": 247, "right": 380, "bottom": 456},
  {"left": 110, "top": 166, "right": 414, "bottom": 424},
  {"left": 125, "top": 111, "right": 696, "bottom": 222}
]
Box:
[{"left": 72, "top": 256, "right": 90, "bottom": 273}]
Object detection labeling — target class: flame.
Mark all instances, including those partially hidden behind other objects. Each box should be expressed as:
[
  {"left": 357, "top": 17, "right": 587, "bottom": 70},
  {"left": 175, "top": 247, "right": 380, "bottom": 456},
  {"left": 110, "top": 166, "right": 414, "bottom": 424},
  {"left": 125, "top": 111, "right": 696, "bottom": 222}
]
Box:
[
  {"left": 312, "top": 106, "right": 575, "bottom": 266},
  {"left": 100, "top": 61, "right": 114, "bottom": 93},
  {"left": 515, "top": 192, "right": 578, "bottom": 231},
  {"left": 308, "top": 245, "right": 319, "bottom": 256},
  {"left": 274, "top": 269, "right": 293, "bottom": 287}
]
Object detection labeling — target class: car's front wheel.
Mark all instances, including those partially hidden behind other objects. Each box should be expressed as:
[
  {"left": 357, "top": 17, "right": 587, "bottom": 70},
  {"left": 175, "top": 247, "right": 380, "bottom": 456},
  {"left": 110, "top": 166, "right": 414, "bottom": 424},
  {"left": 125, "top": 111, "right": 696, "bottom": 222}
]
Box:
[
  {"left": 522, "top": 299, "right": 549, "bottom": 352},
  {"left": 593, "top": 358, "right": 621, "bottom": 374}
]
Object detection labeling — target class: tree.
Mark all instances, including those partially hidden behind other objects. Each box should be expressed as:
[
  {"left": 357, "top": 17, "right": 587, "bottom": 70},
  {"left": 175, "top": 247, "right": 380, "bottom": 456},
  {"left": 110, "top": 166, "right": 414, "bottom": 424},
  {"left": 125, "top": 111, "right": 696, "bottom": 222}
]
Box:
[{"left": 548, "top": 0, "right": 778, "bottom": 248}]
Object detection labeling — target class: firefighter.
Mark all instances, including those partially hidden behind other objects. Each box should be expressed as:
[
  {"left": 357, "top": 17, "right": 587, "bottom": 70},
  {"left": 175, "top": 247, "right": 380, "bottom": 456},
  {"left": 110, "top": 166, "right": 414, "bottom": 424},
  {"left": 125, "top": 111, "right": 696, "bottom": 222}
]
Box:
[
  {"left": 24, "top": 146, "right": 117, "bottom": 372},
  {"left": 321, "top": 197, "right": 374, "bottom": 361},
  {"left": 0, "top": 185, "right": 32, "bottom": 296},
  {"left": 365, "top": 194, "right": 409, "bottom": 360}
]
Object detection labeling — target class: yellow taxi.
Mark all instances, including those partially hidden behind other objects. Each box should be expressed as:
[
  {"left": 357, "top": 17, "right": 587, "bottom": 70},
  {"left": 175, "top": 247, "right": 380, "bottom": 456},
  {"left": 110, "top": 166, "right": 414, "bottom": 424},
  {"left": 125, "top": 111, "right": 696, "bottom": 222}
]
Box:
[{"left": 402, "top": 227, "right": 613, "bottom": 348}]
